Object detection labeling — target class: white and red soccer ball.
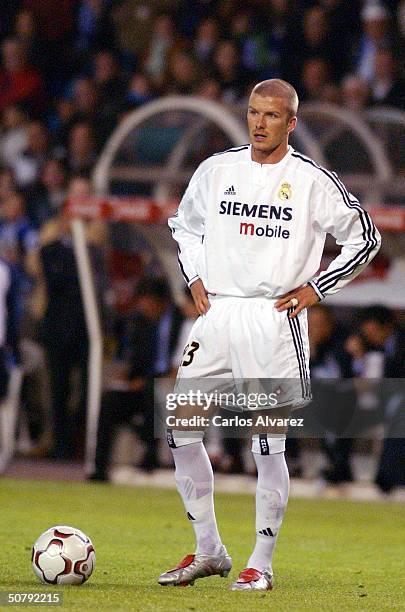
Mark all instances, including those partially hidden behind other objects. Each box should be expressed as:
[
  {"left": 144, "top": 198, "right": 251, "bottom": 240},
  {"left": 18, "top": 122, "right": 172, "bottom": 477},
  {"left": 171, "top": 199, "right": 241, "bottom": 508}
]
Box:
[{"left": 32, "top": 526, "right": 95, "bottom": 585}]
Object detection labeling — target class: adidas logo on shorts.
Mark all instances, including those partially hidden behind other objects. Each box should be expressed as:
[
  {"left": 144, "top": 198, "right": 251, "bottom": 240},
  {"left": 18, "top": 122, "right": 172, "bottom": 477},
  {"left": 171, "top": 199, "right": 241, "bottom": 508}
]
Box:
[{"left": 224, "top": 185, "right": 236, "bottom": 195}]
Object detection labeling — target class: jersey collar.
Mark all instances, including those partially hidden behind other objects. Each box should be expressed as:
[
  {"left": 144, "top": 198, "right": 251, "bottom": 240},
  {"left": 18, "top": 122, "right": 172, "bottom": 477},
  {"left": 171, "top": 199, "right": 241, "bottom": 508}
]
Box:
[{"left": 248, "top": 144, "right": 294, "bottom": 167}]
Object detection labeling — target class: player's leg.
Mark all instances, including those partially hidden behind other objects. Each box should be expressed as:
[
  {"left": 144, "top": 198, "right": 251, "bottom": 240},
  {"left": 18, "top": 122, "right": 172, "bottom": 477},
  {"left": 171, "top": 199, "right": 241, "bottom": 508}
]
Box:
[
  {"left": 158, "top": 429, "right": 231, "bottom": 586},
  {"left": 231, "top": 427, "right": 288, "bottom": 591},
  {"left": 172, "top": 430, "right": 223, "bottom": 556},
  {"left": 229, "top": 299, "right": 310, "bottom": 591},
  {"left": 159, "top": 300, "right": 233, "bottom": 586}
]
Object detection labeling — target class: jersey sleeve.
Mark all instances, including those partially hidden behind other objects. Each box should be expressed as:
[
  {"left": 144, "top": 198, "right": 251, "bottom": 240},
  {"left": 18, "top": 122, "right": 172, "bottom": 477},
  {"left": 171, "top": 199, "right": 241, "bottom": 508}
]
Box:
[
  {"left": 168, "top": 163, "right": 207, "bottom": 287},
  {"left": 308, "top": 174, "right": 381, "bottom": 299}
]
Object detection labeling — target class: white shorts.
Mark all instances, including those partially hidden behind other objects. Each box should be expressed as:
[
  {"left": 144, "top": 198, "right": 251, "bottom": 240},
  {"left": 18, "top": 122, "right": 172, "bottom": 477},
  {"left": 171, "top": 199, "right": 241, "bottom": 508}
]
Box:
[{"left": 175, "top": 295, "right": 311, "bottom": 410}]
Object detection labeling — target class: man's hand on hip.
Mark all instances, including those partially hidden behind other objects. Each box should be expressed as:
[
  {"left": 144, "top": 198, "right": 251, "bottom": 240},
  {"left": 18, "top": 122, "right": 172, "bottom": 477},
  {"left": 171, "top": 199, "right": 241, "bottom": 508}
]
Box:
[
  {"left": 275, "top": 285, "right": 320, "bottom": 318},
  {"left": 190, "top": 278, "right": 211, "bottom": 315}
]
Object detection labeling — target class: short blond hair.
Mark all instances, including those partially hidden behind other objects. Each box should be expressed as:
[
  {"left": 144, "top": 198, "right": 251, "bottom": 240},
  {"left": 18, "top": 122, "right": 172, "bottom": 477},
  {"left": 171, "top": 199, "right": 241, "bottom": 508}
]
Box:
[{"left": 251, "top": 79, "right": 299, "bottom": 117}]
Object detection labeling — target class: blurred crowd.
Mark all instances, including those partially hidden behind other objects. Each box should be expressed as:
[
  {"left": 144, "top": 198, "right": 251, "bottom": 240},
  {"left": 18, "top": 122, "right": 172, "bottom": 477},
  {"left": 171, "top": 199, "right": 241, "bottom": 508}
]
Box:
[
  {"left": 0, "top": 1, "right": 404, "bottom": 491},
  {"left": 0, "top": 0, "right": 404, "bottom": 310},
  {"left": 0, "top": 2, "right": 404, "bottom": 202}
]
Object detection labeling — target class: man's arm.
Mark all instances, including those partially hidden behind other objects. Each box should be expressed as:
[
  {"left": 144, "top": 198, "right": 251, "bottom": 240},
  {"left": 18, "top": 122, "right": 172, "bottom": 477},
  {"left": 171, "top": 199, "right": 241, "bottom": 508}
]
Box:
[
  {"left": 168, "top": 163, "right": 209, "bottom": 314},
  {"left": 276, "top": 174, "right": 381, "bottom": 318},
  {"left": 308, "top": 175, "right": 381, "bottom": 300}
]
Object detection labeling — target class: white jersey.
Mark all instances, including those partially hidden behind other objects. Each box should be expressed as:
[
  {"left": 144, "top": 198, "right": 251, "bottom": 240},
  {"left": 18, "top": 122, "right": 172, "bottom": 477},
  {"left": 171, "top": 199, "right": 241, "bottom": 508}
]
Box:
[{"left": 168, "top": 145, "right": 381, "bottom": 299}]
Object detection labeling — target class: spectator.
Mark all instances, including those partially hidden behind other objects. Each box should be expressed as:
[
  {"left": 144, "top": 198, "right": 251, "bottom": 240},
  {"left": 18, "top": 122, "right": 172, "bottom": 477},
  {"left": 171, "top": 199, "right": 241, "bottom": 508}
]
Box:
[
  {"left": 92, "top": 50, "right": 126, "bottom": 110},
  {"left": 49, "top": 98, "right": 77, "bottom": 149},
  {"left": 0, "top": 191, "right": 38, "bottom": 266},
  {"left": 12, "top": 120, "right": 50, "bottom": 189},
  {"left": 75, "top": 0, "right": 116, "bottom": 62},
  {"left": 195, "top": 77, "right": 222, "bottom": 101},
  {"left": 106, "top": 249, "right": 144, "bottom": 355},
  {"left": 89, "top": 277, "right": 184, "bottom": 481},
  {"left": 0, "top": 1, "right": 20, "bottom": 41},
  {"left": 308, "top": 304, "right": 356, "bottom": 484},
  {"left": 0, "top": 104, "right": 28, "bottom": 169},
  {"left": 124, "top": 73, "right": 155, "bottom": 110},
  {"left": 175, "top": 0, "right": 220, "bottom": 36},
  {"left": 144, "top": 14, "right": 178, "bottom": 86},
  {"left": 341, "top": 74, "right": 371, "bottom": 110},
  {"left": 357, "top": 306, "right": 405, "bottom": 493},
  {"left": 22, "top": 0, "right": 77, "bottom": 95},
  {"left": 0, "top": 169, "right": 18, "bottom": 202},
  {"left": 371, "top": 47, "right": 405, "bottom": 108},
  {"left": 322, "top": 0, "right": 362, "bottom": 67},
  {"left": 27, "top": 158, "right": 67, "bottom": 228},
  {"left": 112, "top": 0, "right": 173, "bottom": 58},
  {"left": 39, "top": 218, "right": 88, "bottom": 460},
  {"left": 231, "top": 7, "right": 285, "bottom": 80},
  {"left": 72, "top": 77, "right": 100, "bottom": 122},
  {"left": 356, "top": 3, "right": 393, "bottom": 83},
  {"left": 93, "top": 50, "right": 126, "bottom": 137},
  {"left": 69, "top": 77, "right": 115, "bottom": 145},
  {"left": 162, "top": 51, "right": 200, "bottom": 95},
  {"left": 212, "top": 40, "right": 247, "bottom": 102},
  {"left": 302, "top": 5, "right": 329, "bottom": 52},
  {"left": 22, "top": 0, "right": 76, "bottom": 49},
  {"left": 319, "top": 83, "right": 341, "bottom": 104},
  {"left": 283, "top": 5, "right": 340, "bottom": 86},
  {"left": 0, "top": 190, "right": 38, "bottom": 332},
  {"left": 358, "top": 306, "right": 405, "bottom": 378},
  {"left": 300, "top": 57, "right": 331, "bottom": 102},
  {"left": 193, "top": 17, "right": 221, "bottom": 68},
  {"left": 261, "top": 1, "right": 290, "bottom": 79},
  {"left": 0, "top": 38, "right": 44, "bottom": 115},
  {"left": 36, "top": 175, "right": 103, "bottom": 460},
  {"left": 13, "top": 9, "right": 49, "bottom": 79},
  {"left": 66, "top": 122, "right": 97, "bottom": 175}
]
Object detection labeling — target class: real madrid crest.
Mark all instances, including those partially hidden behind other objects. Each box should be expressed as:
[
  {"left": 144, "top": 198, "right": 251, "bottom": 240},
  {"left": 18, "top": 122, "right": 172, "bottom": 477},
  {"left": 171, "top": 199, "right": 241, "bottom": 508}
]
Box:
[{"left": 278, "top": 182, "right": 292, "bottom": 201}]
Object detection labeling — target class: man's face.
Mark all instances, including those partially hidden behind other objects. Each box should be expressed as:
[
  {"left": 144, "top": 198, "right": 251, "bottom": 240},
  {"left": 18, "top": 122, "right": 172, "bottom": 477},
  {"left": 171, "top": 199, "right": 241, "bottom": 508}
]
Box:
[{"left": 247, "top": 93, "right": 296, "bottom": 157}]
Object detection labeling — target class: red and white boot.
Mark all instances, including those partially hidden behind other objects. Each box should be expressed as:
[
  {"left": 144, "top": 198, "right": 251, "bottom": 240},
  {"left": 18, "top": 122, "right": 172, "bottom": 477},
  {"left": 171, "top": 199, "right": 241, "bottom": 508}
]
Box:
[
  {"left": 230, "top": 567, "right": 273, "bottom": 591},
  {"left": 158, "top": 547, "right": 232, "bottom": 586}
]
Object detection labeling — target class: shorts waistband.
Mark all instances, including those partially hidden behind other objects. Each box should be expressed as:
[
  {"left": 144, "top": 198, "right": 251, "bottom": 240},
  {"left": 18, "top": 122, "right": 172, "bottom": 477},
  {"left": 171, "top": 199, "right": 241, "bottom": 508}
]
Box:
[{"left": 208, "top": 294, "right": 279, "bottom": 303}]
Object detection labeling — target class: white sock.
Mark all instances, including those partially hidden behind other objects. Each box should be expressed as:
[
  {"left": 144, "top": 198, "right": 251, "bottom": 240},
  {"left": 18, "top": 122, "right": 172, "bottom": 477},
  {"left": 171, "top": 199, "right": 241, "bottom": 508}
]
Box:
[
  {"left": 172, "top": 442, "right": 223, "bottom": 555},
  {"left": 247, "top": 445, "right": 290, "bottom": 573}
]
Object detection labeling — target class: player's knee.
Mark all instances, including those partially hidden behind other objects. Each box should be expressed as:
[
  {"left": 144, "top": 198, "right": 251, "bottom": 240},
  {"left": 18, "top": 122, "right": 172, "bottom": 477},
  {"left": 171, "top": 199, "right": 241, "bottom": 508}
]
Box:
[
  {"left": 166, "top": 428, "right": 204, "bottom": 449},
  {"left": 252, "top": 433, "right": 286, "bottom": 455}
]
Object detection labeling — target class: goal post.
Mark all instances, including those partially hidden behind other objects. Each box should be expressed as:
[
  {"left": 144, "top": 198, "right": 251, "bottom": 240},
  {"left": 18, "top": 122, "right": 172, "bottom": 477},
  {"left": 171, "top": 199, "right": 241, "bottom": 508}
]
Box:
[{"left": 70, "top": 218, "right": 103, "bottom": 475}]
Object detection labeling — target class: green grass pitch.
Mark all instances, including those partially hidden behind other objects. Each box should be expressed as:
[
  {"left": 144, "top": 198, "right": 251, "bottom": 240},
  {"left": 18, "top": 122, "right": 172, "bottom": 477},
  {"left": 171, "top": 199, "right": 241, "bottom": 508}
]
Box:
[{"left": 1, "top": 479, "right": 405, "bottom": 611}]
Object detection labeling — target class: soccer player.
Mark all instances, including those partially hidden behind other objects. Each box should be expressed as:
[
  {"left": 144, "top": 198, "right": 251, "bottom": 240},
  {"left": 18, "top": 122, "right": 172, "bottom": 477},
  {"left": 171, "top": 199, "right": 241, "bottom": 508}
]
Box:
[{"left": 158, "top": 79, "right": 381, "bottom": 591}]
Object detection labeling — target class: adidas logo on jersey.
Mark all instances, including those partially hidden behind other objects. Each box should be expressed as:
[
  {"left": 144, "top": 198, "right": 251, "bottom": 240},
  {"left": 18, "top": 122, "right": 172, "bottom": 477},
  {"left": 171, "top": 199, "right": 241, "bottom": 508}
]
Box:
[{"left": 224, "top": 185, "right": 236, "bottom": 195}]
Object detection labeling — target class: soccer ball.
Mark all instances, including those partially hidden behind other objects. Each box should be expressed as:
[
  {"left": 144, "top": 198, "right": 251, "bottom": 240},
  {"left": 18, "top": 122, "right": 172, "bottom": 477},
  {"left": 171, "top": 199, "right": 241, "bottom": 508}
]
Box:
[{"left": 32, "top": 526, "right": 95, "bottom": 585}]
